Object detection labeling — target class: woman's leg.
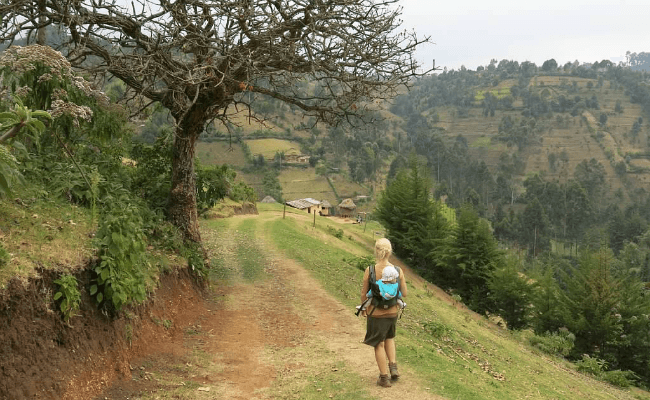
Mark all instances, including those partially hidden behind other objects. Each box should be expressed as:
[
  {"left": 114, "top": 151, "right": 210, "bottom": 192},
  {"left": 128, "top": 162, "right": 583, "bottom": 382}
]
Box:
[
  {"left": 384, "top": 338, "right": 396, "bottom": 364},
  {"left": 374, "top": 342, "right": 389, "bottom": 375}
]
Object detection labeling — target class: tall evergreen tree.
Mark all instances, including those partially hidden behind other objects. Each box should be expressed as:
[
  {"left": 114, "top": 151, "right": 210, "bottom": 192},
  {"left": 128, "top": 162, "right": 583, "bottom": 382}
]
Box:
[
  {"left": 375, "top": 154, "right": 447, "bottom": 274},
  {"left": 437, "top": 204, "right": 502, "bottom": 313},
  {"left": 560, "top": 249, "right": 622, "bottom": 359},
  {"left": 489, "top": 255, "right": 535, "bottom": 329}
]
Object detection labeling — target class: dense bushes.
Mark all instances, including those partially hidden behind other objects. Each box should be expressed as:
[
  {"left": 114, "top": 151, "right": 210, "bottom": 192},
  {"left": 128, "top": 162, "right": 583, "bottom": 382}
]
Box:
[{"left": 0, "top": 46, "right": 255, "bottom": 316}]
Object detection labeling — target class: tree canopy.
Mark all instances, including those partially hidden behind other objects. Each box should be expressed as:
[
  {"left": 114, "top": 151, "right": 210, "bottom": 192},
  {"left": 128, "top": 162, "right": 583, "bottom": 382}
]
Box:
[{"left": 0, "top": 0, "right": 429, "bottom": 242}]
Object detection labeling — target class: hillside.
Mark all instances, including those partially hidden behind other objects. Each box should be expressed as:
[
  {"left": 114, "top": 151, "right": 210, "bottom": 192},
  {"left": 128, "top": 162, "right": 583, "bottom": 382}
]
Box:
[
  {"left": 186, "top": 63, "right": 650, "bottom": 227},
  {"left": 5, "top": 205, "right": 650, "bottom": 399},
  {"left": 387, "top": 66, "right": 650, "bottom": 207}
]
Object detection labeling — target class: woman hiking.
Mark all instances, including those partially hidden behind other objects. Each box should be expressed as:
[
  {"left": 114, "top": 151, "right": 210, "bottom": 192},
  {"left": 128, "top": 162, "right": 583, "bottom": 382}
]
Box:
[{"left": 360, "top": 238, "right": 408, "bottom": 388}]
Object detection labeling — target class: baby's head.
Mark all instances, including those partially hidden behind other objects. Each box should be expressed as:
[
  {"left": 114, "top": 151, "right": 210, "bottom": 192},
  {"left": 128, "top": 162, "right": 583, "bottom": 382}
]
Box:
[{"left": 381, "top": 266, "right": 399, "bottom": 283}]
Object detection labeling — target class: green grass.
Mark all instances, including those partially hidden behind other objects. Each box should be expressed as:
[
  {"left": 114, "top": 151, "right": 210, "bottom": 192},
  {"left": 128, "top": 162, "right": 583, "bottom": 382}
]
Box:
[
  {"left": 475, "top": 87, "right": 511, "bottom": 101},
  {"left": 195, "top": 141, "right": 248, "bottom": 167},
  {"left": 263, "top": 209, "right": 650, "bottom": 400},
  {"left": 278, "top": 168, "right": 336, "bottom": 203},
  {"left": 267, "top": 217, "right": 364, "bottom": 307},
  {"left": 0, "top": 188, "right": 96, "bottom": 288},
  {"left": 235, "top": 218, "right": 266, "bottom": 282},
  {"left": 245, "top": 138, "right": 300, "bottom": 159}
]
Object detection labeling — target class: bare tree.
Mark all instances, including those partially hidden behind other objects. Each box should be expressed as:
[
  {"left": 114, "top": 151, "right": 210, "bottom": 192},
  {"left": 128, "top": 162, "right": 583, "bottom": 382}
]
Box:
[{"left": 0, "top": 0, "right": 429, "bottom": 243}]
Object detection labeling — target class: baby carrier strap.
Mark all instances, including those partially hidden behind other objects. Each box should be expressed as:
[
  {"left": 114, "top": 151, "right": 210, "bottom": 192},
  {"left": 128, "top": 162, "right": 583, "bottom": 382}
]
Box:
[{"left": 367, "top": 264, "right": 401, "bottom": 317}]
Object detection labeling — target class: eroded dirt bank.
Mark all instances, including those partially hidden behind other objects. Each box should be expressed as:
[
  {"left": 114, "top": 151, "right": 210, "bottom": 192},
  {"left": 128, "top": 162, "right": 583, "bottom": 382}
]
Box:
[{"left": 0, "top": 266, "right": 205, "bottom": 399}]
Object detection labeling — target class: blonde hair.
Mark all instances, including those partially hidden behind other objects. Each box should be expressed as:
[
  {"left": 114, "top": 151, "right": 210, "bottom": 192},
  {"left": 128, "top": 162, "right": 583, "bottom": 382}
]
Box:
[{"left": 374, "top": 238, "right": 392, "bottom": 261}]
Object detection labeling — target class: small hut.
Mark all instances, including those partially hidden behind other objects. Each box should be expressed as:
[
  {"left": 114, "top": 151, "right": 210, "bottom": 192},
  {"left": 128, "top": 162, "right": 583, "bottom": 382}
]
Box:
[
  {"left": 319, "top": 200, "right": 332, "bottom": 216},
  {"left": 337, "top": 198, "right": 357, "bottom": 218},
  {"left": 286, "top": 198, "right": 321, "bottom": 214},
  {"left": 260, "top": 195, "right": 277, "bottom": 203}
]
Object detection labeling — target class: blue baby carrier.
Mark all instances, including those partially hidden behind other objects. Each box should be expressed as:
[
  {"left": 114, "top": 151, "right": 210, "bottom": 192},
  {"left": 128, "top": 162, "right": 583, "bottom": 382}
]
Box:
[{"left": 355, "top": 265, "right": 402, "bottom": 316}]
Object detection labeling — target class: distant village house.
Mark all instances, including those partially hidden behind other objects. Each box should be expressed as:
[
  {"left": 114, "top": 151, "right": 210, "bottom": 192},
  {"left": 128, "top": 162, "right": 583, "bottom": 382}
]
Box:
[{"left": 285, "top": 198, "right": 332, "bottom": 216}]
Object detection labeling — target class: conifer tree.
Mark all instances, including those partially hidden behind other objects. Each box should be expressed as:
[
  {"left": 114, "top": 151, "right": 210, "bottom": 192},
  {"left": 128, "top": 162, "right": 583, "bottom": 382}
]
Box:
[
  {"left": 437, "top": 204, "right": 502, "bottom": 313},
  {"left": 560, "top": 249, "right": 622, "bottom": 359},
  {"left": 374, "top": 154, "right": 447, "bottom": 274},
  {"left": 488, "top": 255, "right": 534, "bottom": 329}
]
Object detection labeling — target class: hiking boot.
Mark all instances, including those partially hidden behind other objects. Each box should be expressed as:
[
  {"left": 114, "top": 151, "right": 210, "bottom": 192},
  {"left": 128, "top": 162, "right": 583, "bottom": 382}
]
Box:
[
  {"left": 377, "top": 374, "right": 392, "bottom": 387},
  {"left": 389, "top": 362, "right": 400, "bottom": 380}
]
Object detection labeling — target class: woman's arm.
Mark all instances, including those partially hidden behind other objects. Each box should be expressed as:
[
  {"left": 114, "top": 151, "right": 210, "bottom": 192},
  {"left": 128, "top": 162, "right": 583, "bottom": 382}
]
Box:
[
  {"left": 399, "top": 269, "right": 408, "bottom": 298},
  {"left": 361, "top": 267, "right": 370, "bottom": 302}
]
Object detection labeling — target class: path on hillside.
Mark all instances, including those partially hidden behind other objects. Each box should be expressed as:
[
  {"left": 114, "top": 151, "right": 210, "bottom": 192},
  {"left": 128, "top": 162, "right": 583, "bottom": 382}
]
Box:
[{"left": 96, "top": 213, "right": 446, "bottom": 399}]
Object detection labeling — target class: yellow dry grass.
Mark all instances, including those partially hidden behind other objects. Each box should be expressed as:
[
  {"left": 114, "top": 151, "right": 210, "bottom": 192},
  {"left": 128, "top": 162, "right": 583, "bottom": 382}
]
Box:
[{"left": 245, "top": 138, "right": 302, "bottom": 159}]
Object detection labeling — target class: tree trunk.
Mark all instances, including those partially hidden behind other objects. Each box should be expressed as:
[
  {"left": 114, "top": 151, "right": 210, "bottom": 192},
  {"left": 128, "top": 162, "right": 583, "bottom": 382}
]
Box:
[
  {"left": 37, "top": 0, "right": 46, "bottom": 45},
  {"left": 168, "top": 108, "right": 204, "bottom": 244}
]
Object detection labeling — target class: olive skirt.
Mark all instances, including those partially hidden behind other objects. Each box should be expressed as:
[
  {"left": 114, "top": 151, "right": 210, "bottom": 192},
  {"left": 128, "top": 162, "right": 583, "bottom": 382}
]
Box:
[{"left": 363, "top": 316, "right": 398, "bottom": 347}]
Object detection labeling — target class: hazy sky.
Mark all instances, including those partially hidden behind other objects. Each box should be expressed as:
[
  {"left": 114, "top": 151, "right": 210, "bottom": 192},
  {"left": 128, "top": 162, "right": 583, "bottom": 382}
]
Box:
[{"left": 398, "top": 0, "right": 649, "bottom": 72}]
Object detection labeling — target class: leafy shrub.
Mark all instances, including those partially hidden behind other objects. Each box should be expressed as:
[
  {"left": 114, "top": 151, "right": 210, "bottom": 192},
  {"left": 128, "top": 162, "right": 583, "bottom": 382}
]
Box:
[
  {"left": 53, "top": 274, "right": 81, "bottom": 321},
  {"left": 326, "top": 226, "right": 344, "bottom": 239},
  {"left": 575, "top": 354, "right": 606, "bottom": 376},
  {"left": 130, "top": 136, "right": 172, "bottom": 213},
  {"left": 195, "top": 164, "right": 235, "bottom": 211},
  {"left": 181, "top": 242, "right": 207, "bottom": 278},
  {"left": 230, "top": 181, "right": 257, "bottom": 202},
  {"left": 91, "top": 203, "right": 147, "bottom": 311},
  {"left": 423, "top": 321, "right": 452, "bottom": 338},
  {"left": 0, "top": 243, "right": 10, "bottom": 267},
  {"left": 529, "top": 329, "right": 575, "bottom": 357},
  {"left": 45, "top": 161, "right": 95, "bottom": 205},
  {"left": 0, "top": 143, "right": 24, "bottom": 196},
  {"left": 345, "top": 255, "right": 375, "bottom": 271},
  {"left": 602, "top": 370, "right": 638, "bottom": 388}
]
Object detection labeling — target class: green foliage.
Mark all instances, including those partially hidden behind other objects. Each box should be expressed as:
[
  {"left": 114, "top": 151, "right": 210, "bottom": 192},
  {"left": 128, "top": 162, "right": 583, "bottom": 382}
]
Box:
[
  {"left": 576, "top": 354, "right": 607, "bottom": 376},
  {"left": 528, "top": 329, "right": 575, "bottom": 357},
  {"left": 375, "top": 154, "right": 448, "bottom": 273},
  {"left": 0, "top": 243, "right": 9, "bottom": 267},
  {"left": 0, "top": 97, "right": 51, "bottom": 142},
  {"left": 345, "top": 255, "right": 375, "bottom": 271},
  {"left": 53, "top": 274, "right": 81, "bottom": 321},
  {"left": 489, "top": 255, "right": 534, "bottom": 329},
  {"left": 196, "top": 163, "right": 235, "bottom": 211},
  {"left": 0, "top": 143, "right": 23, "bottom": 196},
  {"left": 91, "top": 203, "right": 147, "bottom": 311},
  {"left": 136, "top": 104, "right": 172, "bottom": 144},
  {"left": 327, "top": 226, "right": 344, "bottom": 239},
  {"left": 560, "top": 250, "right": 623, "bottom": 357},
  {"left": 180, "top": 241, "right": 207, "bottom": 278},
  {"left": 44, "top": 160, "right": 96, "bottom": 206},
  {"left": 574, "top": 158, "right": 606, "bottom": 198},
  {"left": 529, "top": 256, "right": 571, "bottom": 334},
  {"left": 229, "top": 181, "right": 257, "bottom": 202},
  {"left": 437, "top": 204, "right": 502, "bottom": 313},
  {"left": 240, "top": 140, "right": 253, "bottom": 163},
  {"left": 262, "top": 170, "right": 283, "bottom": 202},
  {"left": 130, "top": 135, "right": 172, "bottom": 213},
  {"left": 602, "top": 370, "right": 638, "bottom": 388},
  {"left": 423, "top": 320, "right": 452, "bottom": 338}
]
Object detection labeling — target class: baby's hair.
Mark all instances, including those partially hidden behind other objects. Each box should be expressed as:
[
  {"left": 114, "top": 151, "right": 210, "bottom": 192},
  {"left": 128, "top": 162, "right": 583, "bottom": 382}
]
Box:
[{"left": 374, "top": 238, "right": 392, "bottom": 261}]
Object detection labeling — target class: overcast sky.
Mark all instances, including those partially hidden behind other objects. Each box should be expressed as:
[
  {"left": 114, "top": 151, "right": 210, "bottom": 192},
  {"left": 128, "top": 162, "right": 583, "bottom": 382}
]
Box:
[{"left": 397, "top": 0, "right": 649, "bottom": 72}]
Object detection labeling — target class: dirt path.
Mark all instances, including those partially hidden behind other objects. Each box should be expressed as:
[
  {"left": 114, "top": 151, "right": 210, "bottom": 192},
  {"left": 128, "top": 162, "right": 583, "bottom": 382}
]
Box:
[{"left": 96, "top": 214, "right": 445, "bottom": 399}]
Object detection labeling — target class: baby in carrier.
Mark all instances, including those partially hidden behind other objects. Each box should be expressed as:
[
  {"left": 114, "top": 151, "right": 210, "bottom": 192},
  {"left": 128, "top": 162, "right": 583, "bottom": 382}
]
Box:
[{"left": 356, "top": 265, "right": 406, "bottom": 315}]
